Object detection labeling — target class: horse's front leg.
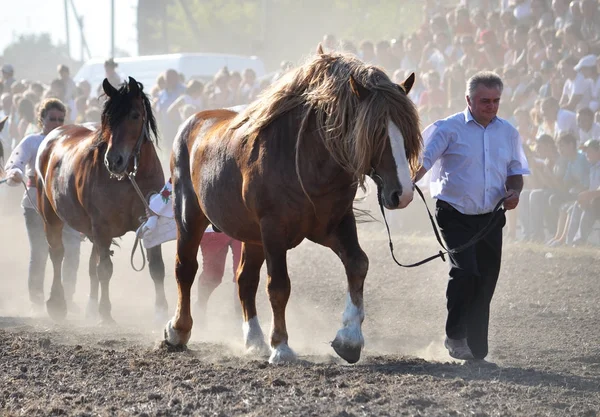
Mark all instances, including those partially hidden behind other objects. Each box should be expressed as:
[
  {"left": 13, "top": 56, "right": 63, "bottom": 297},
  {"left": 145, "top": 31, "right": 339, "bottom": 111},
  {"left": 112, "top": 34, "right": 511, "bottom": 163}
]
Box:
[
  {"left": 323, "top": 211, "right": 368, "bottom": 364},
  {"left": 86, "top": 244, "right": 99, "bottom": 321},
  {"left": 147, "top": 245, "right": 168, "bottom": 323},
  {"left": 262, "top": 223, "right": 296, "bottom": 364},
  {"left": 94, "top": 235, "right": 115, "bottom": 325}
]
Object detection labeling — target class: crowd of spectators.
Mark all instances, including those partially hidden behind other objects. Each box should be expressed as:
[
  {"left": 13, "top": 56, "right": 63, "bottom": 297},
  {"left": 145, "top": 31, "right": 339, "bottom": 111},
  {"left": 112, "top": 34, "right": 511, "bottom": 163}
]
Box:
[{"left": 1, "top": 0, "right": 600, "bottom": 246}]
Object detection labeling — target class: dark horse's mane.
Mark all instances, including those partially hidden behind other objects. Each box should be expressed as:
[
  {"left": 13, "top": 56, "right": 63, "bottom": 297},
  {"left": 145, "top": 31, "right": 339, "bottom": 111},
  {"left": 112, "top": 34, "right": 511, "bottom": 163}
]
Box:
[{"left": 91, "top": 80, "right": 159, "bottom": 149}]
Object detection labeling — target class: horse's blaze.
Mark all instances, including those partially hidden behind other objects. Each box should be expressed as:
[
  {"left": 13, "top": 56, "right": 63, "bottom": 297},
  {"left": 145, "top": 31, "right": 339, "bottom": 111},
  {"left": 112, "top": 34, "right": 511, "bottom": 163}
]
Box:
[{"left": 388, "top": 121, "right": 414, "bottom": 209}]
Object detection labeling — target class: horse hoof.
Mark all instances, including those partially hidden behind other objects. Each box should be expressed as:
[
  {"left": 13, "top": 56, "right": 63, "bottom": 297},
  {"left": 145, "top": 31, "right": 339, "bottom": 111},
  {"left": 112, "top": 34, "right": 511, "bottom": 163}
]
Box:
[
  {"left": 164, "top": 319, "right": 191, "bottom": 347},
  {"left": 331, "top": 337, "right": 362, "bottom": 364},
  {"left": 46, "top": 297, "right": 67, "bottom": 322},
  {"left": 269, "top": 343, "right": 297, "bottom": 364}
]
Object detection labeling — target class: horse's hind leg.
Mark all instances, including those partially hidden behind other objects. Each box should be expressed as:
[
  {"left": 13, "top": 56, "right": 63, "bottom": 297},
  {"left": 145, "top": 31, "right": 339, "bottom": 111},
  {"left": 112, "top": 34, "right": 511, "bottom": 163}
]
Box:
[
  {"left": 164, "top": 177, "right": 209, "bottom": 347},
  {"left": 323, "top": 212, "right": 368, "bottom": 364},
  {"left": 261, "top": 222, "right": 296, "bottom": 364},
  {"left": 41, "top": 198, "right": 67, "bottom": 321},
  {"left": 238, "top": 242, "right": 268, "bottom": 355},
  {"left": 147, "top": 245, "right": 168, "bottom": 323}
]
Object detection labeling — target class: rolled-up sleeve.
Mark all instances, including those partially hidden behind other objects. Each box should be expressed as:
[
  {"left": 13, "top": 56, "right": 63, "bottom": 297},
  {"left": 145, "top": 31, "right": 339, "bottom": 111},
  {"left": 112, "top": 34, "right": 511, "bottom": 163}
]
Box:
[
  {"left": 508, "top": 129, "right": 531, "bottom": 176},
  {"left": 421, "top": 121, "right": 450, "bottom": 172}
]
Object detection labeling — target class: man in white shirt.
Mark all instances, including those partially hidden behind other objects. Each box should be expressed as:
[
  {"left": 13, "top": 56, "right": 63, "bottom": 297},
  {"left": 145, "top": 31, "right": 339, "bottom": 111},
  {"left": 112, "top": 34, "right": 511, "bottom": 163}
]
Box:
[
  {"left": 414, "top": 71, "right": 530, "bottom": 362},
  {"left": 577, "top": 107, "right": 600, "bottom": 145}
]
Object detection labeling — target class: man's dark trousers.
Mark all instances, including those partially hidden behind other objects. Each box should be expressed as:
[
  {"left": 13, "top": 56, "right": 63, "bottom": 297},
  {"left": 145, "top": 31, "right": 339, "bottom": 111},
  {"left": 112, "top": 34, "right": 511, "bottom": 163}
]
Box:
[{"left": 435, "top": 199, "right": 505, "bottom": 359}]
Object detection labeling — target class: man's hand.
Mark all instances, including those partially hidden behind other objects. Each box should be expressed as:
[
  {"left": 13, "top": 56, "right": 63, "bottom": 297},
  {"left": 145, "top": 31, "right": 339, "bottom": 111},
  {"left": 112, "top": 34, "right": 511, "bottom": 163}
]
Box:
[
  {"left": 5, "top": 168, "right": 23, "bottom": 187},
  {"left": 504, "top": 189, "right": 520, "bottom": 210}
]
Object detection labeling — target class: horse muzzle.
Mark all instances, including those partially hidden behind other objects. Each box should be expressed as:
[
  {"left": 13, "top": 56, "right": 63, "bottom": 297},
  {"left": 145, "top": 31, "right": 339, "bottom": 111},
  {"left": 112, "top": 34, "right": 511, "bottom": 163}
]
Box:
[
  {"left": 104, "top": 150, "right": 129, "bottom": 178},
  {"left": 382, "top": 187, "right": 414, "bottom": 210}
]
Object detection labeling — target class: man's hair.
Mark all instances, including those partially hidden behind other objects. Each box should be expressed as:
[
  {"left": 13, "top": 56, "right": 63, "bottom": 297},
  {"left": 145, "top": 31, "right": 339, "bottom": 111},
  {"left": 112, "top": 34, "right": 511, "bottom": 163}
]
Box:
[
  {"left": 557, "top": 132, "right": 577, "bottom": 147},
  {"left": 466, "top": 71, "right": 503, "bottom": 98},
  {"left": 577, "top": 107, "right": 594, "bottom": 119}
]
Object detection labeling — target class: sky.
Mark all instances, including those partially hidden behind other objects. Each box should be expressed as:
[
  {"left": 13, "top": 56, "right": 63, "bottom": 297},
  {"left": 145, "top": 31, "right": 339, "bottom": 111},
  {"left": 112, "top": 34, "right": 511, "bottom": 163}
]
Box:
[{"left": 0, "top": 0, "right": 139, "bottom": 60}]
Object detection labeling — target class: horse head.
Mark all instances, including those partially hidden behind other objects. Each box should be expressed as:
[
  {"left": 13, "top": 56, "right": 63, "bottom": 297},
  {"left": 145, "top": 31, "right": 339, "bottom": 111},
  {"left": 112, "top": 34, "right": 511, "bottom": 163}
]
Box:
[
  {"left": 102, "top": 76, "right": 156, "bottom": 178},
  {"left": 351, "top": 72, "right": 420, "bottom": 210}
]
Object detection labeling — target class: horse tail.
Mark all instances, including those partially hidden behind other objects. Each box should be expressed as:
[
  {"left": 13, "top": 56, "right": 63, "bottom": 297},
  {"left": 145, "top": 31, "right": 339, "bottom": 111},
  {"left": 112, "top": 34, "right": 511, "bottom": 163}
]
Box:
[{"left": 171, "top": 115, "right": 202, "bottom": 234}]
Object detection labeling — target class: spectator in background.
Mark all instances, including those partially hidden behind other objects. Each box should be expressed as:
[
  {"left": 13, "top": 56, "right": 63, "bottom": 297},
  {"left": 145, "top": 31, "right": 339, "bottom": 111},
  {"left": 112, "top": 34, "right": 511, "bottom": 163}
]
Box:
[
  {"left": 576, "top": 107, "right": 600, "bottom": 144},
  {"left": 568, "top": 139, "right": 600, "bottom": 246},
  {"left": 418, "top": 70, "right": 445, "bottom": 114},
  {"left": 580, "top": 0, "right": 600, "bottom": 43},
  {"left": 104, "top": 58, "right": 122, "bottom": 88},
  {"left": 562, "top": 54, "right": 595, "bottom": 111},
  {"left": 322, "top": 33, "right": 337, "bottom": 52},
  {"left": 167, "top": 79, "right": 204, "bottom": 123},
  {"left": 538, "top": 96, "right": 577, "bottom": 139},
  {"left": 359, "top": 40, "right": 376, "bottom": 64},
  {"left": 239, "top": 68, "right": 259, "bottom": 104},
  {"left": 17, "top": 98, "right": 36, "bottom": 142},
  {"left": 155, "top": 68, "right": 185, "bottom": 141},
  {"left": 1, "top": 64, "right": 15, "bottom": 89},
  {"left": 58, "top": 65, "right": 76, "bottom": 101}
]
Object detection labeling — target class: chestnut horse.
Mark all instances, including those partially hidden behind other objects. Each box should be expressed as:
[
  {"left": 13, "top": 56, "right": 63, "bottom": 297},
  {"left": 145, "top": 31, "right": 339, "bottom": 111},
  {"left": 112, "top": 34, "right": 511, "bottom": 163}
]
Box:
[
  {"left": 36, "top": 77, "right": 168, "bottom": 323},
  {"left": 165, "top": 48, "right": 422, "bottom": 364}
]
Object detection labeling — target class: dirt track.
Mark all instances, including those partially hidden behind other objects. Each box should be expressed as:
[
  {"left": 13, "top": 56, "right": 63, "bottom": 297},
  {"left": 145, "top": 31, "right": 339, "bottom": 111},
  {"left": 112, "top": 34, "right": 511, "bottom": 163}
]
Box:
[{"left": 1, "top": 185, "right": 600, "bottom": 416}]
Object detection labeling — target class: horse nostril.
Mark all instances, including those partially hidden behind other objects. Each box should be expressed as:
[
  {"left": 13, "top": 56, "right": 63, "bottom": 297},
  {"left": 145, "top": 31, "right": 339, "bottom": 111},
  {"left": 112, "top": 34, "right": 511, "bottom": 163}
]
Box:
[
  {"left": 390, "top": 191, "right": 401, "bottom": 207},
  {"left": 115, "top": 155, "right": 123, "bottom": 168}
]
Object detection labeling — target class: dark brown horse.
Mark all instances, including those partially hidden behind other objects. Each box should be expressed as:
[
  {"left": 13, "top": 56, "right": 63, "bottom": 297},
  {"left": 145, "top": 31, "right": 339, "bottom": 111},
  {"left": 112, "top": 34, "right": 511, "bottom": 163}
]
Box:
[
  {"left": 36, "top": 77, "right": 168, "bottom": 323},
  {"left": 165, "top": 47, "right": 422, "bottom": 364}
]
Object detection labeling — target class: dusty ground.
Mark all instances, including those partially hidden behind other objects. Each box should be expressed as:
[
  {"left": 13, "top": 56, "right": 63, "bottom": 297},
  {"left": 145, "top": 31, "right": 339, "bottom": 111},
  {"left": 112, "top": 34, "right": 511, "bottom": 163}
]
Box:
[{"left": 1, "top": 184, "right": 599, "bottom": 416}]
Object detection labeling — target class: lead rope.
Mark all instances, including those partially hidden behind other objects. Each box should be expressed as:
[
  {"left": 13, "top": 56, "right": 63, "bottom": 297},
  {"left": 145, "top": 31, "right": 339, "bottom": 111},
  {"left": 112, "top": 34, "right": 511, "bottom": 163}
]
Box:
[{"left": 371, "top": 173, "right": 506, "bottom": 268}]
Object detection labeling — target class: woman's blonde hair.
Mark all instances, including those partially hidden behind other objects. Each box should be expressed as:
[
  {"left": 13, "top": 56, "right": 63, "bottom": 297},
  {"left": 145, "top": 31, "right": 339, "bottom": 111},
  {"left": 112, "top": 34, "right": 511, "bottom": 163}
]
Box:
[{"left": 38, "top": 98, "right": 66, "bottom": 127}]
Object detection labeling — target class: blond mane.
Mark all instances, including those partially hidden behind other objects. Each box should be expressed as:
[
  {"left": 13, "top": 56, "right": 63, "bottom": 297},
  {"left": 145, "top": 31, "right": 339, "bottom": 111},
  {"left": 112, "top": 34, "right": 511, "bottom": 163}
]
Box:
[{"left": 232, "top": 51, "right": 422, "bottom": 186}]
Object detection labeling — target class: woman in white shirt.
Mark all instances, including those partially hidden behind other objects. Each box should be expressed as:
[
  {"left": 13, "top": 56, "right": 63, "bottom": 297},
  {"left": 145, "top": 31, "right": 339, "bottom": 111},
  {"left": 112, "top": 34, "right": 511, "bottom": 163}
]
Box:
[{"left": 3, "top": 98, "right": 82, "bottom": 314}]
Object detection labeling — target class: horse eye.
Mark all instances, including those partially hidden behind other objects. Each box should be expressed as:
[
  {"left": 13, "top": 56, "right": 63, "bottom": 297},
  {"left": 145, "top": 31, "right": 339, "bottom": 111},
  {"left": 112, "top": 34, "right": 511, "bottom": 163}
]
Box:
[{"left": 131, "top": 113, "right": 140, "bottom": 120}]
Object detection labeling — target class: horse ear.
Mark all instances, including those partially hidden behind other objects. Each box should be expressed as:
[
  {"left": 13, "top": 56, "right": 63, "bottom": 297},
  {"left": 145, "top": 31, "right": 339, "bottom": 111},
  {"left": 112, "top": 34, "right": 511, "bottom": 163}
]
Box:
[
  {"left": 317, "top": 43, "right": 325, "bottom": 55},
  {"left": 128, "top": 76, "right": 139, "bottom": 95},
  {"left": 399, "top": 72, "right": 415, "bottom": 95},
  {"left": 349, "top": 75, "right": 371, "bottom": 101},
  {"left": 103, "top": 78, "right": 118, "bottom": 98}
]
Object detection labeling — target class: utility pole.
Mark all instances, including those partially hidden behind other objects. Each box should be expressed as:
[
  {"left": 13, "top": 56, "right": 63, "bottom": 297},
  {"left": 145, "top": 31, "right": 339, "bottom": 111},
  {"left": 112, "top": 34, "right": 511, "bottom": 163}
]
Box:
[
  {"left": 111, "top": 0, "right": 115, "bottom": 57},
  {"left": 64, "top": 0, "right": 71, "bottom": 58},
  {"left": 68, "top": 0, "right": 92, "bottom": 60}
]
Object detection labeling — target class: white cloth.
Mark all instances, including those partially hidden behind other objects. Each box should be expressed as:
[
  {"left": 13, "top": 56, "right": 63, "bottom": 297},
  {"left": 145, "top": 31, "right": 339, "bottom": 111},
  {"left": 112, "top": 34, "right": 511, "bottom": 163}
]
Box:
[
  {"left": 4, "top": 133, "right": 45, "bottom": 209},
  {"left": 137, "top": 179, "right": 215, "bottom": 248},
  {"left": 421, "top": 109, "right": 530, "bottom": 215}
]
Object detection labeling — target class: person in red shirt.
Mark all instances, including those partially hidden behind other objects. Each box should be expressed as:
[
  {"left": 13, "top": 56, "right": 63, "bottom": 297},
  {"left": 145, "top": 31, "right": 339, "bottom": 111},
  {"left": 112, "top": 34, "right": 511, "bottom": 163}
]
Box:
[{"left": 418, "top": 70, "right": 446, "bottom": 112}]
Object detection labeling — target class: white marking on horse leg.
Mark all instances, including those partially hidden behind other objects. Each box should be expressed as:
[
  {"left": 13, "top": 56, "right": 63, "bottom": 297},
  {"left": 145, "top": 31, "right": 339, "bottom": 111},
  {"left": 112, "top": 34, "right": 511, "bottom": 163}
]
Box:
[
  {"left": 335, "top": 292, "right": 365, "bottom": 348},
  {"left": 164, "top": 318, "right": 191, "bottom": 346},
  {"left": 243, "top": 316, "right": 268, "bottom": 355},
  {"left": 388, "top": 121, "right": 414, "bottom": 208},
  {"left": 269, "top": 342, "right": 297, "bottom": 364}
]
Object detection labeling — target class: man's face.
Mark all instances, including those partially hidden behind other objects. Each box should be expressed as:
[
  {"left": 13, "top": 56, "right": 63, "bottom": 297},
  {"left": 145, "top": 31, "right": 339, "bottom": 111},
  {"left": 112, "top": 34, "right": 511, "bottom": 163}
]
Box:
[
  {"left": 577, "top": 112, "right": 593, "bottom": 131},
  {"left": 466, "top": 84, "right": 502, "bottom": 126}
]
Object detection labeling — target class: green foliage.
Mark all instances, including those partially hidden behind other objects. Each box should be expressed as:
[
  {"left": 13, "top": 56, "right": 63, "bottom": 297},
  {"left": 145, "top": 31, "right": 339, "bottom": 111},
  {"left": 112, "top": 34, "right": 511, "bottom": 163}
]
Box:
[
  {"left": 140, "top": 0, "right": 423, "bottom": 70},
  {"left": 2, "top": 33, "right": 77, "bottom": 83}
]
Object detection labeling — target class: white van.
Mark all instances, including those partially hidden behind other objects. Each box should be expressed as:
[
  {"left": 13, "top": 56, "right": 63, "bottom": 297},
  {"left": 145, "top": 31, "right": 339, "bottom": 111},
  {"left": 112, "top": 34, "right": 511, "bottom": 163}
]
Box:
[{"left": 74, "top": 53, "right": 266, "bottom": 95}]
